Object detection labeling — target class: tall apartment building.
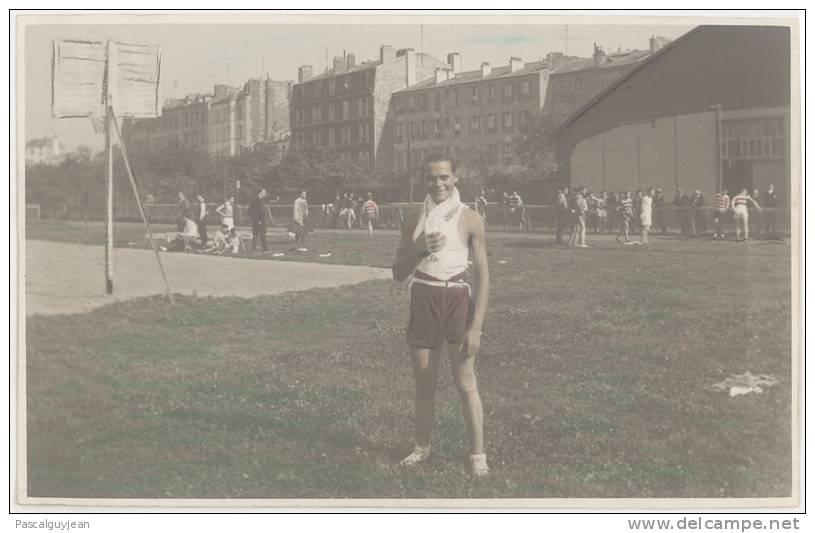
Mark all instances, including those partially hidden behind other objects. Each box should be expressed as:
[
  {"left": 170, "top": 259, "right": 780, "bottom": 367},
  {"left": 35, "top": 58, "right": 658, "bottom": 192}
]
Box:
[
  {"left": 289, "top": 46, "right": 448, "bottom": 171},
  {"left": 391, "top": 43, "right": 657, "bottom": 177},
  {"left": 123, "top": 77, "right": 292, "bottom": 159},
  {"left": 392, "top": 54, "right": 553, "bottom": 175}
]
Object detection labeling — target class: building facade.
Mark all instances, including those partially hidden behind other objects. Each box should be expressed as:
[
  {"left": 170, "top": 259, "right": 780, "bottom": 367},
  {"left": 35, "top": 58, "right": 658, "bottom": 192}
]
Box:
[
  {"left": 25, "top": 136, "right": 65, "bottom": 165},
  {"left": 555, "top": 25, "right": 791, "bottom": 203},
  {"left": 289, "top": 46, "right": 448, "bottom": 171},
  {"left": 391, "top": 54, "right": 553, "bottom": 176},
  {"left": 123, "top": 77, "right": 292, "bottom": 159}
]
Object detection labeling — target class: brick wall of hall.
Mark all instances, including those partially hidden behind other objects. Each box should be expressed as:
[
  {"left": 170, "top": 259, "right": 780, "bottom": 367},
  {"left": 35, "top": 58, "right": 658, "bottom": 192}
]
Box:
[{"left": 543, "top": 64, "right": 636, "bottom": 127}]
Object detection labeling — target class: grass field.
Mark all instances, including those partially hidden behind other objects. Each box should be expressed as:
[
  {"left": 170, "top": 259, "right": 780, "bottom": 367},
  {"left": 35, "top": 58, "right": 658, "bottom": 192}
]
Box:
[{"left": 25, "top": 220, "right": 792, "bottom": 499}]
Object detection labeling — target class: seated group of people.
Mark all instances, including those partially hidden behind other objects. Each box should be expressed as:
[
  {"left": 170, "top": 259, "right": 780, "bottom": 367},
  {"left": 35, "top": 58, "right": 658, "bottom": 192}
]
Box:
[{"left": 160, "top": 215, "right": 242, "bottom": 254}]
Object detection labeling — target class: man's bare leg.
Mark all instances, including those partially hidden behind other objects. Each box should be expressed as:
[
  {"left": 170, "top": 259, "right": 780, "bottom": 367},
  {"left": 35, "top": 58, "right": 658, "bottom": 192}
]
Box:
[
  {"left": 400, "top": 347, "right": 442, "bottom": 465},
  {"left": 449, "top": 349, "right": 484, "bottom": 455},
  {"left": 450, "top": 347, "right": 487, "bottom": 475}
]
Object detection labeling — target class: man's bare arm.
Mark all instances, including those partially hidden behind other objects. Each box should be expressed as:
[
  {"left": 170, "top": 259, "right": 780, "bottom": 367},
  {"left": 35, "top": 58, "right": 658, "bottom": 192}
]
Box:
[
  {"left": 467, "top": 210, "right": 489, "bottom": 335},
  {"left": 392, "top": 209, "right": 424, "bottom": 282}
]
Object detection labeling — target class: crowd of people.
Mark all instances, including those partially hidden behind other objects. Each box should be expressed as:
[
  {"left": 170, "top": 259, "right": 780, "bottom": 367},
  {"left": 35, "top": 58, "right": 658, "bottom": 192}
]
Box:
[{"left": 547, "top": 184, "right": 779, "bottom": 247}]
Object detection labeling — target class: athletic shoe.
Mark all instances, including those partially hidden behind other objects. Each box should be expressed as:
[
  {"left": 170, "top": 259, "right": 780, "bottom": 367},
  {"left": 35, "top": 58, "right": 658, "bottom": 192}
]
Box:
[
  {"left": 578, "top": 244, "right": 588, "bottom": 248},
  {"left": 399, "top": 444, "right": 431, "bottom": 466},
  {"left": 158, "top": 245, "right": 167, "bottom": 252},
  {"left": 470, "top": 454, "right": 489, "bottom": 477}
]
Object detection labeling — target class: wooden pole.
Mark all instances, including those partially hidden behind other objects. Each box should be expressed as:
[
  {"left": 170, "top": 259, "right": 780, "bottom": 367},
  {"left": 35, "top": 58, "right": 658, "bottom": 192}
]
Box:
[{"left": 105, "top": 102, "right": 114, "bottom": 294}]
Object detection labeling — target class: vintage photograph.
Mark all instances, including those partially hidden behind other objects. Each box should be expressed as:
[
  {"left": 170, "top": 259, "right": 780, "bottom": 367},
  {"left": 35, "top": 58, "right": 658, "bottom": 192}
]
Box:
[{"left": 15, "top": 11, "right": 800, "bottom": 507}]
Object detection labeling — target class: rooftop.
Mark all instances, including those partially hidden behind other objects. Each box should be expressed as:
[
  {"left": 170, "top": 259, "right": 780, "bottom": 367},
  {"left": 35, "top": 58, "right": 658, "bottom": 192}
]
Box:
[
  {"left": 296, "top": 52, "right": 441, "bottom": 85},
  {"left": 395, "top": 59, "right": 550, "bottom": 93}
]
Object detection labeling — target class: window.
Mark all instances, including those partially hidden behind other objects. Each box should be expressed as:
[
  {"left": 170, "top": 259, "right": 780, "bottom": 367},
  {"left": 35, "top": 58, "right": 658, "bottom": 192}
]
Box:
[
  {"left": 396, "top": 96, "right": 403, "bottom": 112},
  {"left": 521, "top": 80, "right": 531, "bottom": 99},
  {"left": 470, "top": 116, "right": 480, "bottom": 134},
  {"left": 312, "top": 129, "right": 320, "bottom": 146},
  {"left": 408, "top": 95, "right": 415, "bottom": 110},
  {"left": 434, "top": 119, "right": 441, "bottom": 137},
  {"left": 454, "top": 117, "right": 461, "bottom": 137},
  {"left": 342, "top": 100, "right": 350, "bottom": 120},
  {"left": 328, "top": 128, "right": 335, "bottom": 146},
  {"left": 503, "top": 112, "right": 514, "bottom": 131},
  {"left": 488, "top": 84, "right": 496, "bottom": 102},
  {"left": 486, "top": 114, "right": 496, "bottom": 132},
  {"left": 328, "top": 103, "right": 335, "bottom": 121},
  {"left": 419, "top": 94, "right": 427, "bottom": 110},
  {"left": 503, "top": 83, "right": 513, "bottom": 101},
  {"left": 328, "top": 79, "right": 335, "bottom": 96},
  {"left": 322, "top": 103, "right": 329, "bottom": 122},
  {"left": 469, "top": 86, "right": 478, "bottom": 104},
  {"left": 314, "top": 105, "right": 321, "bottom": 124},
  {"left": 519, "top": 110, "right": 530, "bottom": 131},
  {"left": 434, "top": 92, "right": 441, "bottom": 110}
]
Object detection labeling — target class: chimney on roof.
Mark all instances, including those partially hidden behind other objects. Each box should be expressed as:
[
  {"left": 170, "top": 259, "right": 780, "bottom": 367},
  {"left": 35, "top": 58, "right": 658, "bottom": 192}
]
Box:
[
  {"left": 380, "top": 45, "right": 396, "bottom": 63},
  {"left": 404, "top": 48, "right": 416, "bottom": 87},
  {"left": 347, "top": 53, "right": 356, "bottom": 69},
  {"left": 592, "top": 43, "right": 606, "bottom": 66},
  {"left": 546, "top": 51, "right": 566, "bottom": 72},
  {"left": 333, "top": 56, "right": 347, "bottom": 74},
  {"left": 509, "top": 57, "right": 524, "bottom": 72},
  {"left": 298, "top": 65, "right": 313, "bottom": 83},
  {"left": 447, "top": 52, "right": 462, "bottom": 74},
  {"left": 480, "top": 62, "right": 491, "bottom": 77},
  {"left": 649, "top": 35, "right": 670, "bottom": 53}
]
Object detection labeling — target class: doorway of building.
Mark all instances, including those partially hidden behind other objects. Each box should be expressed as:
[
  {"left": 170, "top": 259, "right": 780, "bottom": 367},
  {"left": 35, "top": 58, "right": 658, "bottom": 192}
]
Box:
[{"left": 722, "top": 159, "right": 753, "bottom": 195}]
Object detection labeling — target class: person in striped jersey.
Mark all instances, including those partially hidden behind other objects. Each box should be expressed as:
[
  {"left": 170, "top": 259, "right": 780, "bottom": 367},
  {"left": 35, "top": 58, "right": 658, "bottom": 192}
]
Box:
[
  {"left": 712, "top": 189, "right": 731, "bottom": 240},
  {"left": 616, "top": 191, "right": 635, "bottom": 244},
  {"left": 361, "top": 192, "right": 379, "bottom": 238},
  {"left": 731, "top": 188, "right": 761, "bottom": 241}
]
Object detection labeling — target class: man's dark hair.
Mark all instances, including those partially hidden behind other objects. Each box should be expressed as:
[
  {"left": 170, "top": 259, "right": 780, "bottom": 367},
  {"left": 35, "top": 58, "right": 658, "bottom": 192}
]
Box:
[{"left": 423, "top": 153, "right": 457, "bottom": 174}]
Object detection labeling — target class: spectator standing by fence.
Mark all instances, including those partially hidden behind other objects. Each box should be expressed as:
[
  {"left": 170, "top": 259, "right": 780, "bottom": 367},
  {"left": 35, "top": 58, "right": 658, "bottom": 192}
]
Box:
[
  {"left": 292, "top": 191, "right": 309, "bottom": 244},
  {"left": 595, "top": 191, "right": 608, "bottom": 234},
  {"left": 640, "top": 188, "right": 654, "bottom": 244},
  {"left": 570, "top": 186, "right": 588, "bottom": 247},
  {"left": 475, "top": 189, "right": 489, "bottom": 228},
  {"left": 631, "top": 190, "right": 642, "bottom": 235},
  {"left": 362, "top": 192, "right": 379, "bottom": 238},
  {"left": 216, "top": 195, "right": 235, "bottom": 230},
  {"left": 616, "top": 191, "right": 634, "bottom": 244},
  {"left": 177, "top": 191, "right": 192, "bottom": 232},
  {"left": 196, "top": 194, "right": 209, "bottom": 246},
  {"left": 555, "top": 187, "right": 568, "bottom": 243},
  {"left": 690, "top": 190, "right": 705, "bottom": 237},
  {"left": 713, "top": 189, "right": 731, "bottom": 240},
  {"left": 606, "top": 191, "right": 618, "bottom": 235},
  {"left": 249, "top": 189, "right": 269, "bottom": 252},
  {"left": 653, "top": 189, "right": 667, "bottom": 234},
  {"left": 674, "top": 189, "right": 690, "bottom": 237},
  {"left": 761, "top": 184, "right": 779, "bottom": 238}
]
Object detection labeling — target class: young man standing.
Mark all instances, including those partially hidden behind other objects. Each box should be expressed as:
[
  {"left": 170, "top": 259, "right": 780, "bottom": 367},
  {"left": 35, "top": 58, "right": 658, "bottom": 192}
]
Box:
[
  {"left": 713, "top": 189, "right": 731, "bottom": 240},
  {"left": 392, "top": 154, "right": 490, "bottom": 477},
  {"left": 292, "top": 190, "right": 309, "bottom": 244},
  {"left": 361, "top": 192, "right": 379, "bottom": 238},
  {"left": 249, "top": 189, "right": 269, "bottom": 252}
]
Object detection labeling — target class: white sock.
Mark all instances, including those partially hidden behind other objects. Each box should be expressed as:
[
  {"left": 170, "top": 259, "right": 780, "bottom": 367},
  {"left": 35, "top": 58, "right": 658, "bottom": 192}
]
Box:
[{"left": 470, "top": 453, "right": 489, "bottom": 475}]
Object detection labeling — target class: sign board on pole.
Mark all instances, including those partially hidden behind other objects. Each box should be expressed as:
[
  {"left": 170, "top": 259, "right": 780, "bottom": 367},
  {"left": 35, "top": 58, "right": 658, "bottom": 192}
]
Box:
[
  {"left": 108, "top": 41, "right": 161, "bottom": 118},
  {"left": 51, "top": 39, "right": 161, "bottom": 119},
  {"left": 51, "top": 39, "right": 107, "bottom": 118}
]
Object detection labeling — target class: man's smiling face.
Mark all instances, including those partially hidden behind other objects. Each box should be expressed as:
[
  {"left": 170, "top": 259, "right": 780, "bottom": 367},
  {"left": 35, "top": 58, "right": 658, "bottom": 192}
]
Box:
[{"left": 424, "top": 160, "right": 458, "bottom": 204}]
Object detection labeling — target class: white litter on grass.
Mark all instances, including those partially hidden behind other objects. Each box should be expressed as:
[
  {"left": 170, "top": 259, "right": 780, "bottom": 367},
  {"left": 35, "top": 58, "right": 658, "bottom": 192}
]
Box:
[
  {"left": 319, "top": 253, "right": 332, "bottom": 257},
  {"left": 296, "top": 248, "right": 308, "bottom": 252},
  {"left": 272, "top": 253, "right": 285, "bottom": 257},
  {"left": 707, "top": 372, "right": 780, "bottom": 397},
  {"left": 497, "top": 260, "right": 508, "bottom": 264},
  {"left": 288, "top": 232, "right": 296, "bottom": 239}
]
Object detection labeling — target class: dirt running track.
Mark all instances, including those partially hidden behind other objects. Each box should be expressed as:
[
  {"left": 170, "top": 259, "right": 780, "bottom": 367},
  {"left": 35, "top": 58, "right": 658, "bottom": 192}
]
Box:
[{"left": 24, "top": 240, "right": 392, "bottom": 316}]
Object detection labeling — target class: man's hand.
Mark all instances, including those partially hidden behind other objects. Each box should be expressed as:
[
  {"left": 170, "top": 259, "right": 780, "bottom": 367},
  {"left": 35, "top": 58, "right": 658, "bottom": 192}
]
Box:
[
  {"left": 413, "top": 231, "right": 446, "bottom": 255},
  {"left": 458, "top": 329, "right": 482, "bottom": 359}
]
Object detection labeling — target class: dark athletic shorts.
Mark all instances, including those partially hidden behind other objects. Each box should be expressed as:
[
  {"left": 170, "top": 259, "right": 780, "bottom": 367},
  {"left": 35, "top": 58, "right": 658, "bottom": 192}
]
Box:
[{"left": 407, "top": 272, "right": 472, "bottom": 349}]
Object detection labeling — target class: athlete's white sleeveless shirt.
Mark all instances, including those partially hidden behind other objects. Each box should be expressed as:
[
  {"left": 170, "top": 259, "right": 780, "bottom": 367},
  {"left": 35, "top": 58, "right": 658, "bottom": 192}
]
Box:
[{"left": 414, "top": 205, "right": 470, "bottom": 280}]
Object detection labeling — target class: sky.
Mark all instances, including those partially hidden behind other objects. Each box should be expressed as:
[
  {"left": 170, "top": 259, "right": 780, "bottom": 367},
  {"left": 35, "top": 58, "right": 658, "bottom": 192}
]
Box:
[{"left": 22, "top": 16, "right": 696, "bottom": 151}]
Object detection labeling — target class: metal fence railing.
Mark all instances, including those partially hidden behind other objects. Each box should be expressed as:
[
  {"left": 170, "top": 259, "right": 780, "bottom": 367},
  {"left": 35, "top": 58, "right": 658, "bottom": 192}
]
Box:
[{"left": 31, "top": 202, "right": 791, "bottom": 236}]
